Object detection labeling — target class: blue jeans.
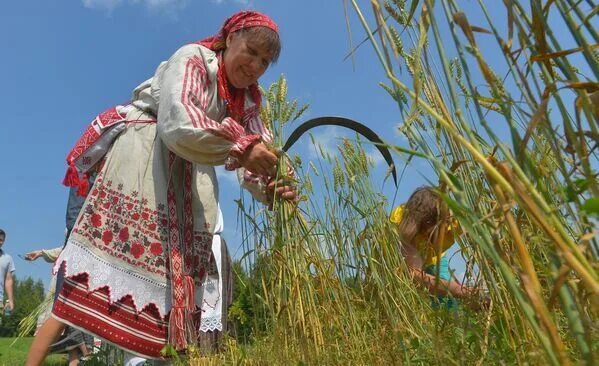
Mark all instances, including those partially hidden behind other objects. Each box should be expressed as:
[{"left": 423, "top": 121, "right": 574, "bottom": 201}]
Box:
[
  {"left": 57, "top": 172, "right": 96, "bottom": 296},
  {"left": 64, "top": 172, "right": 96, "bottom": 245}
]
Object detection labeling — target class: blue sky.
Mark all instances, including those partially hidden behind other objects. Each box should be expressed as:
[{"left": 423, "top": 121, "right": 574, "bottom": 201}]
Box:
[{"left": 1, "top": 0, "right": 579, "bottom": 290}]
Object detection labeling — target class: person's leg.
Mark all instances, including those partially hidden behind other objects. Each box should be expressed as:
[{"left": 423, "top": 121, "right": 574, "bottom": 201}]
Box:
[
  {"left": 79, "top": 342, "right": 90, "bottom": 356},
  {"left": 25, "top": 317, "right": 66, "bottom": 366},
  {"left": 68, "top": 349, "right": 80, "bottom": 366}
]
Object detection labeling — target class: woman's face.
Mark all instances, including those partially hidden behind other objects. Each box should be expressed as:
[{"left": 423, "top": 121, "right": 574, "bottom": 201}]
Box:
[{"left": 224, "top": 30, "right": 274, "bottom": 89}]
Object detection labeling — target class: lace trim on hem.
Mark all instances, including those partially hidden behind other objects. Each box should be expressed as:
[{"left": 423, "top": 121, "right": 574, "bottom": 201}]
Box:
[
  {"left": 53, "top": 239, "right": 170, "bottom": 316},
  {"left": 199, "top": 315, "right": 223, "bottom": 333},
  {"left": 198, "top": 276, "right": 222, "bottom": 333}
]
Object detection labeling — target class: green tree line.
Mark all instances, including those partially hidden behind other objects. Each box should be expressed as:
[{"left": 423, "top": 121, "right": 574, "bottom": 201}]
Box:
[{"left": 1, "top": 276, "right": 45, "bottom": 337}]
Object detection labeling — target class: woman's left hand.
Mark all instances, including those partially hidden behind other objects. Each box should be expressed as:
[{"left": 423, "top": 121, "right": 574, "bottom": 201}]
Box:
[{"left": 267, "top": 179, "right": 298, "bottom": 202}]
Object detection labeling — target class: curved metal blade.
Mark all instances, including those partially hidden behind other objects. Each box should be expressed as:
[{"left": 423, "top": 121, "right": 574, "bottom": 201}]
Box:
[{"left": 282, "top": 116, "right": 397, "bottom": 187}]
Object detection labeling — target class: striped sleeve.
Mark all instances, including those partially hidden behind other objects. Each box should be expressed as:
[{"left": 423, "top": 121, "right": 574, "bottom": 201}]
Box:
[
  {"left": 235, "top": 109, "right": 295, "bottom": 205},
  {"left": 234, "top": 107, "right": 272, "bottom": 204},
  {"left": 155, "top": 45, "right": 262, "bottom": 166}
]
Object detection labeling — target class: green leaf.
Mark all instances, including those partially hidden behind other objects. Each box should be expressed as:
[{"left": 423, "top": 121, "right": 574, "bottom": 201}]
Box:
[
  {"left": 405, "top": 0, "right": 420, "bottom": 28},
  {"left": 573, "top": 178, "right": 592, "bottom": 192},
  {"left": 566, "top": 178, "right": 594, "bottom": 202},
  {"left": 581, "top": 198, "right": 599, "bottom": 218},
  {"left": 160, "top": 344, "right": 178, "bottom": 358},
  {"left": 565, "top": 185, "right": 578, "bottom": 202}
]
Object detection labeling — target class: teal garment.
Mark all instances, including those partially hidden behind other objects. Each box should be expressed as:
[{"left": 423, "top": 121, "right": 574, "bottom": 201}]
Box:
[{"left": 424, "top": 255, "right": 458, "bottom": 310}]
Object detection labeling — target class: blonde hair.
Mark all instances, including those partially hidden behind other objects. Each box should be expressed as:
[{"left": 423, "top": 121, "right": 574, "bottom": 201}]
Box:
[{"left": 397, "top": 186, "right": 449, "bottom": 245}]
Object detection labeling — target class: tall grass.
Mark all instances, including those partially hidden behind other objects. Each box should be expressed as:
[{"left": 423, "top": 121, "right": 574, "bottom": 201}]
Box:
[
  {"left": 192, "top": 1, "right": 598, "bottom": 364},
  {"left": 343, "top": 1, "right": 598, "bottom": 364}
]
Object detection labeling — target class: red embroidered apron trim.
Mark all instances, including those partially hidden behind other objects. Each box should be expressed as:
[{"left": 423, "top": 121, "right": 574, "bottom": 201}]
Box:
[
  {"left": 53, "top": 273, "right": 167, "bottom": 359},
  {"left": 166, "top": 152, "right": 197, "bottom": 350},
  {"left": 182, "top": 162, "right": 197, "bottom": 324}
]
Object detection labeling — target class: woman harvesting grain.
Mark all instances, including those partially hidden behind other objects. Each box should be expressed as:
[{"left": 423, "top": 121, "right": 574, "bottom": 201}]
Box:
[{"left": 27, "top": 10, "right": 296, "bottom": 365}]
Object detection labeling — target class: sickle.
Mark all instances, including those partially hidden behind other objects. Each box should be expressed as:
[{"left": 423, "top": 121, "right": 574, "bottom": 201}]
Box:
[{"left": 281, "top": 116, "right": 397, "bottom": 187}]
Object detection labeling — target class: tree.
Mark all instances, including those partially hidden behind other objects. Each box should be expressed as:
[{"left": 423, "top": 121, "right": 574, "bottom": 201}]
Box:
[{"left": 0, "top": 275, "right": 45, "bottom": 336}]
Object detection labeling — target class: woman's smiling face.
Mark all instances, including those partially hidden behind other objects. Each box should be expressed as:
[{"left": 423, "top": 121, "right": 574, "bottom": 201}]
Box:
[{"left": 223, "top": 30, "right": 274, "bottom": 89}]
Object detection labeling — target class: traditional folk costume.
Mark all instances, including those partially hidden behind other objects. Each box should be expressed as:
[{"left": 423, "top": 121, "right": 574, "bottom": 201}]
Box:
[
  {"left": 31, "top": 247, "right": 95, "bottom": 355},
  {"left": 197, "top": 206, "right": 233, "bottom": 346},
  {"left": 52, "top": 11, "right": 278, "bottom": 359}
]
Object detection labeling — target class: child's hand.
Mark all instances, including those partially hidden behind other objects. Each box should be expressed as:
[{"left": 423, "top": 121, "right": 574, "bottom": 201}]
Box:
[
  {"left": 480, "top": 294, "right": 491, "bottom": 310},
  {"left": 464, "top": 287, "right": 491, "bottom": 311},
  {"left": 24, "top": 251, "right": 43, "bottom": 261}
]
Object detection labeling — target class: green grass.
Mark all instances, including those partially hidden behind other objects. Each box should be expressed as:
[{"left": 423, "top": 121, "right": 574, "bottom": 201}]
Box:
[{"left": 0, "top": 337, "right": 67, "bottom": 366}]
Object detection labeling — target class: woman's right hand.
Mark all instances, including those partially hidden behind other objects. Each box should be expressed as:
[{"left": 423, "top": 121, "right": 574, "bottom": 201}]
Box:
[
  {"left": 240, "top": 142, "right": 278, "bottom": 177},
  {"left": 24, "top": 251, "right": 42, "bottom": 261}
]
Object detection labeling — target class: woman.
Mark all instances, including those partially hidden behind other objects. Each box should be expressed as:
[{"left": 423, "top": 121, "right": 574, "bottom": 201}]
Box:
[{"left": 27, "top": 10, "right": 295, "bottom": 364}]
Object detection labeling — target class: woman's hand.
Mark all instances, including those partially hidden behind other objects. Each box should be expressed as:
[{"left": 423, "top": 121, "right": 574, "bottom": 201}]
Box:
[
  {"left": 240, "top": 142, "right": 278, "bottom": 177},
  {"left": 266, "top": 178, "right": 298, "bottom": 210},
  {"left": 267, "top": 179, "right": 298, "bottom": 201},
  {"left": 24, "top": 251, "right": 43, "bottom": 261}
]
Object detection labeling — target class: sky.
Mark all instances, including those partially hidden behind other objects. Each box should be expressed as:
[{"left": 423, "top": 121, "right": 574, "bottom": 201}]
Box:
[{"left": 0, "top": 0, "right": 581, "bottom": 290}]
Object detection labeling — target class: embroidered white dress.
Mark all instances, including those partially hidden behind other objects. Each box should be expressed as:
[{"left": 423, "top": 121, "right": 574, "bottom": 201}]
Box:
[{"left": 53, "top": 44, "right": 271, "bottom": 358}]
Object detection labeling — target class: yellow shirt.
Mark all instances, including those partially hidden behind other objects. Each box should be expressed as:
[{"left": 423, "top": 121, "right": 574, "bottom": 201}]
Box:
[{"left": 390, "top": 204, "right": 458, "bottom": 266}]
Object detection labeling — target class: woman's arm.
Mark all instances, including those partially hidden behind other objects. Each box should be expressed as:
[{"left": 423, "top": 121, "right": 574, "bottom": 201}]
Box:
[
  {"left": 235, "top": 111, "right": 297, "bottom": 204},
  {"left": 156, "top": 45, "right": 268, "bottom": 167},
  {"left": 155, "top": 45, "right": 290, "bottom": 203}
]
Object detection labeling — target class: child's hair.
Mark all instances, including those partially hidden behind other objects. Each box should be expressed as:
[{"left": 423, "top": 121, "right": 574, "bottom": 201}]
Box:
[{"left": 398, "top": 186, "right": 449, "bottom": 245}]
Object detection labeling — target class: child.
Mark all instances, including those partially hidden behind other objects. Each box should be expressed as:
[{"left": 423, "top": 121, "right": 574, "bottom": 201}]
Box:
[{"left": 390, "top": 186, "right": 487, "bottom": 310}]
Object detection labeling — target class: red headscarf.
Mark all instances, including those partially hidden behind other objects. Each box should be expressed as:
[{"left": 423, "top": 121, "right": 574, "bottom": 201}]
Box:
[
  {"left": 197, "top": 11, "right": 279, "bottom": 121},
  {"left": 198, "top": 10, "right": 278, "bottom": 50}
]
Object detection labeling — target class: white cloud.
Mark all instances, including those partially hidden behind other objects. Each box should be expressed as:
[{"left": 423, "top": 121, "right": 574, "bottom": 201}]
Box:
[
  {"left": 304, "top": 126, "right": 388, "bottom": 169},
  {"left": 211, "top": 0, "right": 252, "bottom": 5},
  {"left": 82, "top": 0, "right": 188, "bottom": 13},
  {"left": 142, "top": 0, "right": 187, "bottom": 8},
  {"left": 82, "top": 0, "right": 123, "bottom": 11},
  {"left": 395, "top": 128, "right": 409, "bottom": 143},
  {"left": 305, "top": 125, "right": 345, "bottom": 159},
  {"left": 366, "top": 149, "right": 384, "bottom": 167}
]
